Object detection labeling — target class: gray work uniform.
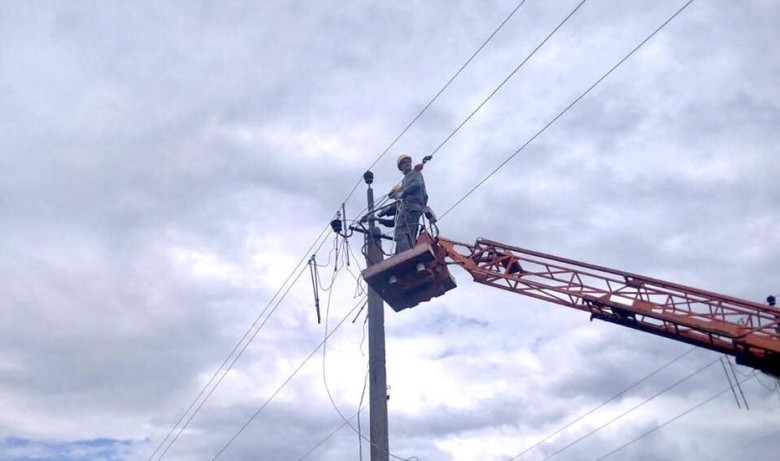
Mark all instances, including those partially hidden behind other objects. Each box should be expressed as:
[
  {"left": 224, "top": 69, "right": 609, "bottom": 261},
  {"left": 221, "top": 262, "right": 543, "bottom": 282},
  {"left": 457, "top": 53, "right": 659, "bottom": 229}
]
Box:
[{"left": 393, "top": 169, "right": 427, "bottom": 254}]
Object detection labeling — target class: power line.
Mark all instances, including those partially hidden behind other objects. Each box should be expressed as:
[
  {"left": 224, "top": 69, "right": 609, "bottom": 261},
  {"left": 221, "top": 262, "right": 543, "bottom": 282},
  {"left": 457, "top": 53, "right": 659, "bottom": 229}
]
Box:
[
  {"left": 322, "top": 264, "right": 353, "bottom": 431},
  {"left": 296, "top": 405, "right": 368, "bottom": 461},
  {"left": 425, "top": 0, "right": 589, "bottom": 163},
  {"left": 594, "top": 373, "right": 758, "bottom": 461},
  {"left": 153, "top": 2, "right": 530, "bottom": 456},
  {"left": 153, "top": 0, "right": 529, "bottom": 451},
  {"left": 754, "top": 371, "right": 778, "bottom": 392},
  {"left": 211, "top": 296, "right": 368, "bottom": 460},
  {"left": 154, "top": 0, "right": 691, "bottom": 456},
  {"left": 509, "top": 346, "right": 697, "bottom": 459},
  {"left": 354, "top": 0, "right": 588, "bottom": 218},
  {"left": 300, "top": 319, "right": 407, "bottom": 461},
  {"left": 440, "top": 0, "right": 698, "bottom": 220},
  {"left": 305, "top": 361, "right": 369, "bottom": 461},
  {"left": 707, "top": 427, "right": 780, "bottom": 461},
  {"left": 320, "top": 268, "right": 417, "bottom": 461},
  {"left": 536, "top": 356, "right": 719, "bottom": 461},
  {"left": 151, "top": 225, "right": 333, "bottom": 461},
  {"left": 156, "top": 257, "right": 317, "bottom": 460},
  {"left": 341, "top": 0, "right": 530, "bottom": 205},
  {"left": 357, "top": 363, "right": 369, "bottom": 461}
]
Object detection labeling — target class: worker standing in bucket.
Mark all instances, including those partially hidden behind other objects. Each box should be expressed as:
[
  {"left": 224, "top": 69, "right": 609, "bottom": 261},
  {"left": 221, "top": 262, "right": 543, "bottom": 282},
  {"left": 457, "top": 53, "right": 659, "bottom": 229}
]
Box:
[{"left": 379, "top": 154, "right": 428, "bottom": 254}]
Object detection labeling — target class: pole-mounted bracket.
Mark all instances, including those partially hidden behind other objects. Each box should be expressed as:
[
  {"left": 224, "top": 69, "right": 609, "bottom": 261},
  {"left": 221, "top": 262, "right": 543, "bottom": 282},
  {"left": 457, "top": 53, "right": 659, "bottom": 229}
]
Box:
[{"left": 349, "top": 224, "right": 392, "bottom": 241}]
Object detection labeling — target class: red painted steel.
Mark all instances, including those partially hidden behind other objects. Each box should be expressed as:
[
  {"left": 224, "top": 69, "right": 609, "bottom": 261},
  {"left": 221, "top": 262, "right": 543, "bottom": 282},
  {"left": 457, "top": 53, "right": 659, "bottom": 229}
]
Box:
[{"left": 438, "top": 237, "right": 780, "bottom": 377}]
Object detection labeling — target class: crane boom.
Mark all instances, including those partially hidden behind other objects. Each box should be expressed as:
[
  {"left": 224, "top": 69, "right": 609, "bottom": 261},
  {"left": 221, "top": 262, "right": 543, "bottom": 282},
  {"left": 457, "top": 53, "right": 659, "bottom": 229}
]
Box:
[
  {"left": 360, "top": 231, "right": 780, "bottom": 377},
  {"left": 438, "top": 236, "right": 780, "bottom": 377}
]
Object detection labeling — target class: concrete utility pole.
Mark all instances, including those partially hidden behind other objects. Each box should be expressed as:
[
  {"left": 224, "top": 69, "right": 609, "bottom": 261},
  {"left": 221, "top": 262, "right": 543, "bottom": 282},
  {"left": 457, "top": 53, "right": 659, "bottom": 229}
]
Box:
[{"left": 362, "top": 171, "right": 389, "bottom": 461}]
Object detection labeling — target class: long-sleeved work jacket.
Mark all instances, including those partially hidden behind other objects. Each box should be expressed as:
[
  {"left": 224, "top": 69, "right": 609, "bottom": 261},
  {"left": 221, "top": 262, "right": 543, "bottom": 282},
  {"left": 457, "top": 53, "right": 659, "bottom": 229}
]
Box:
[
  {"left": 399, "top": 169, "right": 427, "bottom": 211},
  {"left": 379, "top": 170, "right": 427, "bottom": 253}
]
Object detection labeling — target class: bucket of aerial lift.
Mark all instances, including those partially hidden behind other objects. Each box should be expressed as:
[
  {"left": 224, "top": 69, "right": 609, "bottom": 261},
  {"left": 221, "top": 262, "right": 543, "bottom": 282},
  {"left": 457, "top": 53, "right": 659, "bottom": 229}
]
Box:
[{"left": 361, "top": 232, "right": 457, "bottom": 312}]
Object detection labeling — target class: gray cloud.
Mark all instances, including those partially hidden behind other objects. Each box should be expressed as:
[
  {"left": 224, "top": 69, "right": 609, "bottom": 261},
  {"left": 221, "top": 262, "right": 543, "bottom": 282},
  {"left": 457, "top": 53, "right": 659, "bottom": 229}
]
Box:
[{"left": 2, "top": 1, "right": 780, "bottom": 460}]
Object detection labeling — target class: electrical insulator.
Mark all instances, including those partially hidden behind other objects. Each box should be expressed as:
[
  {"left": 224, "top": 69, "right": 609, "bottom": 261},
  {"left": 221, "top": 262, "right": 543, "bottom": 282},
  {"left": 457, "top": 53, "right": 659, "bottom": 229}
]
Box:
[{"left": 330, "top": 218, "right": 343, "bottom": 234}]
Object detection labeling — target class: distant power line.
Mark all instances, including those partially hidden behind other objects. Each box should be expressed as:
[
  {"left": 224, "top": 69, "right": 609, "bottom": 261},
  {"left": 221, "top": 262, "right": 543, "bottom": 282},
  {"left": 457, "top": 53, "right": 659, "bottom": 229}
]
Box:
[
  {"left": 509, "top": 347, "right": 697, "bottom": 460},
  {"left": 296, "top": 406, "right": 367, "bottom": 461},
  {"left": 152, "top": 0, "right": 703, "bottom": 457},
  {"left": 149, "top": 225, "right": 332, "bottom": 461},
  {"left": 425, "top": 0, "right": 589, "bottom": 164},
  {"left": 151, "top": 1, "right": 532, "bottom": 457},
  {"left": 594, "top": 372, "right": 758, "bottom": 461},
  {"left": 210, "top": 296, "right": 368, "bottom": 460},
  {"left": 341, "top": 0, "right": 530, "bottom": 205},
  {"left": 706, "top": 427, "right": 780, "bottom": 461},
  {"left": 441, "top": 0, "right": 698, "bottom": 220},
  {"left": 535, "top": 356, "right": 719, "bottom": 461}
]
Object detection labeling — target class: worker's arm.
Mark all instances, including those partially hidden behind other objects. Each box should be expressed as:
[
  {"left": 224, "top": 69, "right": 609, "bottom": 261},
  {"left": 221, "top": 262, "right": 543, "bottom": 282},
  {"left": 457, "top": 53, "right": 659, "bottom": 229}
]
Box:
[
  {"left": 376, "top": 217, "right": 395, "bottom": 227},
  {"left": 359, "top": 213, "right": 395, "bottom": 227},
  {"left": 357, "top": 203, "right": 396, "bottom": 227},
  {"left": 377, "top": 203, "right": 398, "bottom": 218}
]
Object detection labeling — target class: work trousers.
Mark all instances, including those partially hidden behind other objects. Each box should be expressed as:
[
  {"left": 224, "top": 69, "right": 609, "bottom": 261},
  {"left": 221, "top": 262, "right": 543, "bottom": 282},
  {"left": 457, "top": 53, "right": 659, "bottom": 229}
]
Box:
[{"left": 394, "top": 208, "right": 422, "bottom": 254}]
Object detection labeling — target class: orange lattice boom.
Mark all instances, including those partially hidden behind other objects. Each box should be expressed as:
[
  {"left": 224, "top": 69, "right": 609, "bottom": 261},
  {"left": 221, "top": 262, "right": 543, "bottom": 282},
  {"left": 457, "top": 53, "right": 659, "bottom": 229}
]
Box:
[{"left": 437, "top": 237, "right": 780, "bottom": 377}]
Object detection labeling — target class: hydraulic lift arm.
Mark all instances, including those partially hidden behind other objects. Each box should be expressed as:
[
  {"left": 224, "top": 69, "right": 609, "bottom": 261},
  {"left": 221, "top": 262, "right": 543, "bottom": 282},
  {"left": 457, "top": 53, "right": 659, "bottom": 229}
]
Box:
[
  {"left": 438, "top": 236, "right": 780, "bottom": 377},
  {"left": 359, "top": 230, "right": 780, "bottom": 376}
]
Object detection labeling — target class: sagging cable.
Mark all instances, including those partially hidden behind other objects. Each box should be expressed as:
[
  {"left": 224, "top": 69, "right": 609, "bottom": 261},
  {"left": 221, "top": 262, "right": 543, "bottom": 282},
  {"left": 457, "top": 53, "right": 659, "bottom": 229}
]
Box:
[
  {"left": 352, "top": 300, "right": 366, "bottom": 324},
  {"left": 342, "top": 203, "right": 350, "bottom": 267}
]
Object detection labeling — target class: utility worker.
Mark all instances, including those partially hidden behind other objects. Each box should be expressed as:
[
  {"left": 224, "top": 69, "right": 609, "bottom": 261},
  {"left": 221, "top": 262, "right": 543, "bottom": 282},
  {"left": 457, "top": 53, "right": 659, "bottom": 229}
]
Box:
[{"left": 378, "top": 154, "right": 428, "bottom": 254}]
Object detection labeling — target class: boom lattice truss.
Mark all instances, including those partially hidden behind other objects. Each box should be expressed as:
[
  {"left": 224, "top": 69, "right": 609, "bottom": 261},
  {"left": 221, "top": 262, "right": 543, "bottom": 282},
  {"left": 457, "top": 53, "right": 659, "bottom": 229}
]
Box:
[{"left": 438, "top": 237, "right": 780, "bottom": 376}]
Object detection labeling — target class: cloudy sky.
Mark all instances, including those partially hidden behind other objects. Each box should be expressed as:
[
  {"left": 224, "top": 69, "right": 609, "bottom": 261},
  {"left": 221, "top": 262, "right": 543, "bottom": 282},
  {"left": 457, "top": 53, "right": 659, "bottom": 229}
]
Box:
[{"left": 2, "top": 0, "right": 779, "bottom": 460}]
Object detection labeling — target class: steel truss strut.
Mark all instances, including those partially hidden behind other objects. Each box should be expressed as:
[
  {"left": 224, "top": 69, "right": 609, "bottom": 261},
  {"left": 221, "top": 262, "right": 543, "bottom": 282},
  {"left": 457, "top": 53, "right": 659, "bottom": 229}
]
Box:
[{"left": 439, "top": 237, "right": 780, "bottom": 377}]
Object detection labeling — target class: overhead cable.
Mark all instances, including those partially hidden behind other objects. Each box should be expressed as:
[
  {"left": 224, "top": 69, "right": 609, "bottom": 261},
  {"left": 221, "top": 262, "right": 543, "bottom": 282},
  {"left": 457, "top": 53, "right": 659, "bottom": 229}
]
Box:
[
  {"left": 357, "top": 363, "right": 369, "bottom": 461},
  {"left": 341, "top": 0, "right": 530, "bottom": 205},
  {"left": 594, "top": 373, "right": 758, "bottom": 460},
  {"left": 322, "top": 266, "right": 353, "bottom": 433},
  {"left": 536, "top": 355, "right": 719, "bottom": 461},
  {"left": 440, "top": 0, "right": 698, "bottom": 220},
  {"left": 211, "top": 296, "right": 368, "bottom": 460},
  {"left": 155, "top": 254, "right": 320, "bottom": 461},
  {"left": 320, "top": 282, "right": 416, "bottom": 461},
  {"left": 425, "top": 0, "right": 589, "bottom": 164},
  {"left": 151, "top": 224, "right": 333, "bottom": 461},
  {"left": 150, "top": 0, "right": 528, "bottom": 449},
  {"left": 753, "top": 372, "right": 778, "bottom": 392},
  {"left": 311, "top": 234, "right": 341, "bottom": 270},
  {"left": 296, "top": 405, "right": 368, "bottom": 461},
  {"left": 706, "top": 427, "right": 780, "bottom": 461},
  {"left": 509, "top": 346, "right": 697, "bottom": 459}
]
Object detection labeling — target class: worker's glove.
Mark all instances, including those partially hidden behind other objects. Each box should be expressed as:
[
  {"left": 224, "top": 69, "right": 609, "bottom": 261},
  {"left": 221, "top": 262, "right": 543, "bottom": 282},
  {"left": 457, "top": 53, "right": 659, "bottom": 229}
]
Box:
[
  {"left": 423, "top": 206, "right": 437, "bottom": 224},
  {"left": 388, "top": 183, "right": 402, "bottom": 200}
]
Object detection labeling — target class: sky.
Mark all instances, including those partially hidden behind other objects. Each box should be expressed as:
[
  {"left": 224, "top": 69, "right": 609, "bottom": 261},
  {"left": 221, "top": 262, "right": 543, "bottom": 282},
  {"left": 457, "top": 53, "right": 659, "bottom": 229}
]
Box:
[{"left": 1, "top": 0, "right": 780, "bottom": 460}]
